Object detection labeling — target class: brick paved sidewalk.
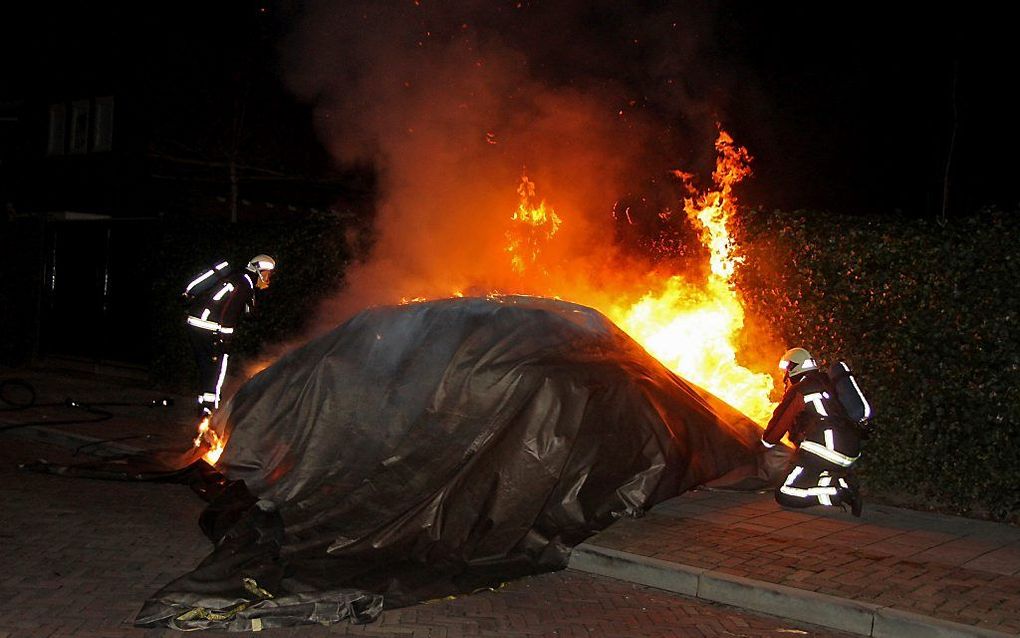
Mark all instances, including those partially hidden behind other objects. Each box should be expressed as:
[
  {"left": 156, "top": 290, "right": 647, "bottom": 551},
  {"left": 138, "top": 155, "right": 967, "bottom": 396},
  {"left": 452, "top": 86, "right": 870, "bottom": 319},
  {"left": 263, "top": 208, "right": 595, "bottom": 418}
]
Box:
[
  {"left": 5, "top": 364, "right": 1019, "bottom": 637},
  {"left": 0, "top": 437, "right": 855, "bottom": 638},
  {"left": 572, "top": 488, "right": 1020, "bottom": 637}
]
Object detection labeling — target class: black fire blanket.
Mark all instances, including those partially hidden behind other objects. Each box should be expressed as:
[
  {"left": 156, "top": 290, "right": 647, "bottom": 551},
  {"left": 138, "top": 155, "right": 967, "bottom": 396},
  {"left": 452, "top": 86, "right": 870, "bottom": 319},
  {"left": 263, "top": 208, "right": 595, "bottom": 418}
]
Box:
[{"left": 133, "top": 295, "right": 780, "bottom": 631}]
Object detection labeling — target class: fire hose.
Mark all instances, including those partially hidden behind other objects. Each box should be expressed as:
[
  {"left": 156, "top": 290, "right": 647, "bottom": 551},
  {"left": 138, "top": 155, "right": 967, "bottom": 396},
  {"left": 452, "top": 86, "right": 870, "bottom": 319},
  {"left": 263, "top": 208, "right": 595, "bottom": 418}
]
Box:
[{"left": 0, "top": 378, "right": 175, "bottom": 453}]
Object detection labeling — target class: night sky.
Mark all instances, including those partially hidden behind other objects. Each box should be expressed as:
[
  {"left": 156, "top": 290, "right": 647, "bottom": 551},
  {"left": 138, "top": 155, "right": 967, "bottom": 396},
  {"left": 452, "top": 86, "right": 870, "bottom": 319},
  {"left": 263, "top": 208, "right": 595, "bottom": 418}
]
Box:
[
  {"left": 2, "top": 2, "right": 1015, "bottom": 218},
  {"left": 717, "top": 4, "right": 1016, "bottom": 216}
]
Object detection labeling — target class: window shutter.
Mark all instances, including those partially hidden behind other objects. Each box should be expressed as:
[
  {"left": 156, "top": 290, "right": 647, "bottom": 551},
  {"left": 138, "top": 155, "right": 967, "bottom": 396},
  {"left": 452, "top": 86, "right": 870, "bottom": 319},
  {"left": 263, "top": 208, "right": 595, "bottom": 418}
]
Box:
[
  {"left": 69, "top": 99, "right": 90, "bottom": 154},
  {"left": 92, "top": 96, "right": 114, "bottom": 152},
  {"left": 47, "top": 103, "right": 66, "bottom": 155}
]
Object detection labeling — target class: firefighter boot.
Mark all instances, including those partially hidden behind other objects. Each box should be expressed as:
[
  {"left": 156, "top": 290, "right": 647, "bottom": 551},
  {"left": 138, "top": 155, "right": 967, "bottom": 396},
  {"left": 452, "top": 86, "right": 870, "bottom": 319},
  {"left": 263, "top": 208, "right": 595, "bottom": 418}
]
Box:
[{"left": 839, "top": 476, "right": 863, "bottom": 518}]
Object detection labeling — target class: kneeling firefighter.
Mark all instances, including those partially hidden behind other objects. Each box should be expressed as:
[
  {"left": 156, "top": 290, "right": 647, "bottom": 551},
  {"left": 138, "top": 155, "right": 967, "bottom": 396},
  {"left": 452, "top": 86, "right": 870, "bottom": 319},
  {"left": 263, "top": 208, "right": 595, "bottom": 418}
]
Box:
[
  {"left": 762, "top": 347, "right": 872, "bottom": 516},
  {"left": 182, "top": 254, "right": 276, "bottom": 416}
]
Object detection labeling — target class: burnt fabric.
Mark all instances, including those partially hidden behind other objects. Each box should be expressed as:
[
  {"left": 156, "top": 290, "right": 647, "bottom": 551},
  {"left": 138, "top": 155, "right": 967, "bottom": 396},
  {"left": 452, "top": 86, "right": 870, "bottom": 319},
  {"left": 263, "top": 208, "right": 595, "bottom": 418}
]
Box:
[{"left": 137, "top": 296, "right": 775, "bottom": 631}]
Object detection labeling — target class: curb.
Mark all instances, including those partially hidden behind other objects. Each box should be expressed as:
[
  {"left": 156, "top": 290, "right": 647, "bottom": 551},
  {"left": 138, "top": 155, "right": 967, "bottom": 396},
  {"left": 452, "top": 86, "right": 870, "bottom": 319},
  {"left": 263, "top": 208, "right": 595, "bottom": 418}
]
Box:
[{"left": 568, "top": 544, "right": 1014, "bottom": 638}]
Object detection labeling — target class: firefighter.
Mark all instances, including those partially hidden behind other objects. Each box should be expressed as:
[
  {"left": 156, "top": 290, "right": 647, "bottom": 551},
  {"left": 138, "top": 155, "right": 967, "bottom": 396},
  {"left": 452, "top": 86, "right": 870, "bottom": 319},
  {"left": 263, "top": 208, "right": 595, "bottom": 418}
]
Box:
[
  {"left": 182, "top": 254, "right": 276, "bottom": 416},
  {"left": 762, "top": 347, "right": 863, "bottom": 516}
]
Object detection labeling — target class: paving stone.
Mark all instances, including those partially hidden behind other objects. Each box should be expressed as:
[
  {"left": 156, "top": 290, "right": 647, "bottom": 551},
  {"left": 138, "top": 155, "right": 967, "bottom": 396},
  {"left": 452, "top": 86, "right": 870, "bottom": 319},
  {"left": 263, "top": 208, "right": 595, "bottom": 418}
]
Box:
[
  {"left": 6, "top": 367, "right": 1019, "bottom": 637},
  {"left": 0, "top": 418, "right": 852, "bottom": 638},
  {"left": 580, "top": 492, "right": 1020, "bottom": 636}
]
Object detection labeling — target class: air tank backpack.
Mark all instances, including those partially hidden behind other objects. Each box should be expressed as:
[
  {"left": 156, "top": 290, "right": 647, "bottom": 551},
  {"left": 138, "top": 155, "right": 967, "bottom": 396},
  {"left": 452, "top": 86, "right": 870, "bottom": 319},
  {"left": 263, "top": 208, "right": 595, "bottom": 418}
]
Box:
[
  {"left": 182, "top": 261, "right": 236, "bottom": 305},
  {"left": 826, "top": 361, "right": 873, "bottom": 427}
]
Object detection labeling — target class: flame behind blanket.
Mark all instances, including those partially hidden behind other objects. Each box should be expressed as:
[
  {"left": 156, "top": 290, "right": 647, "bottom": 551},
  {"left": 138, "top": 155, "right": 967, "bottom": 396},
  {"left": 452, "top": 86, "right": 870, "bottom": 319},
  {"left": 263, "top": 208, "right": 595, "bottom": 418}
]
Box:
[{"left": 137, "top": 295, "right": 773, "bottom": 631}]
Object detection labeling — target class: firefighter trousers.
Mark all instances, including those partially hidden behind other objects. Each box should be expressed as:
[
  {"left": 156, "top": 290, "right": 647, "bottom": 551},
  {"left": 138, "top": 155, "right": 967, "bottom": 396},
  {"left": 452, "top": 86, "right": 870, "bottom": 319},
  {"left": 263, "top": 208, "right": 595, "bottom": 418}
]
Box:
[
  {"left": 775, "top": 456, "right": 857, "bottom": 509},
  {"left": 775, "top": 419, "right": 861, "bottom": 509},
  {"left": 187, "top": 326, "right": 231, "bottom": 414}
]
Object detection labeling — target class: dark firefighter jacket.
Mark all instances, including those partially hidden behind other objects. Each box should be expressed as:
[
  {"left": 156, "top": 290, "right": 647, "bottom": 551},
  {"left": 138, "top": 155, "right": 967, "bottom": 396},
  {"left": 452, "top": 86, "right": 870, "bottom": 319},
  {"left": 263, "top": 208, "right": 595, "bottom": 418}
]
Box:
[
  {"left": 183, "top": 262, "right": 256, "bottom": 335},
  {"left": 762, "top": 369, "right": 849, "bottom": 447}
]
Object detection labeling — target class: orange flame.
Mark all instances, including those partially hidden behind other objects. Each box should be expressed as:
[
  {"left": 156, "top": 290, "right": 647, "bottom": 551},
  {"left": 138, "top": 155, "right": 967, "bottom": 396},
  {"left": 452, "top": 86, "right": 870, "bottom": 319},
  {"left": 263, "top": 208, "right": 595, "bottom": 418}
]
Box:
[
  {"left": 607, "top": 275, "right": 775, "bottom": 424},
  {"left": 506, "top": 172, "right": 562, "bottom": 274},
  {"left": 193, "top": 416, "right": 226, "bottom": 465},
  {"left": 255, "top": 129, "right": 776, "bottom": 430},
  {"left": 506, "top": 129, "right": 776, "bottom": 424},
  {"left": 607, "top": 130, "right": 775, "bottom": 423},
  {"left": 675, "top": 129, "right": 752, "bottom": 281}
]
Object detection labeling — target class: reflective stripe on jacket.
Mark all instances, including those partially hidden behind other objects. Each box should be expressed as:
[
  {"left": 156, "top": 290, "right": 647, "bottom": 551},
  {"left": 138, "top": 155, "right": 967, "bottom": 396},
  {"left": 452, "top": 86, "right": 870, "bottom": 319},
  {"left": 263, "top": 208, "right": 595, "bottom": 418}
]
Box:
[{"left": 185, "top": 270, "right": 255, "bottom": 333}]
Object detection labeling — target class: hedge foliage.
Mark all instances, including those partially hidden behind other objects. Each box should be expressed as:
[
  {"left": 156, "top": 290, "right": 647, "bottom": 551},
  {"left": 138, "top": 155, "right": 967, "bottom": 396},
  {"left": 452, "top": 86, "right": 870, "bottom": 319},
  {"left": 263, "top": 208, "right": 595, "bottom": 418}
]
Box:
[{"left": 733, "top": 207, "right": 1019, "bottom": 521}]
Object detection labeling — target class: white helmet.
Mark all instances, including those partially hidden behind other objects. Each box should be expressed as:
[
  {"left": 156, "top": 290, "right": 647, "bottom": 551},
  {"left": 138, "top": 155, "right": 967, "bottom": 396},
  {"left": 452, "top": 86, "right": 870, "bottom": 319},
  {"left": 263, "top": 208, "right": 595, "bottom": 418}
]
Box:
[
  {"left": 778, "top": 347, "right": 818, "bottom": 383},
  {"left": 246, "top": 254, "right": 276, "bottom": 273},
  {"left": 247, "top": 254, "right": 276, "bottom": 289}
]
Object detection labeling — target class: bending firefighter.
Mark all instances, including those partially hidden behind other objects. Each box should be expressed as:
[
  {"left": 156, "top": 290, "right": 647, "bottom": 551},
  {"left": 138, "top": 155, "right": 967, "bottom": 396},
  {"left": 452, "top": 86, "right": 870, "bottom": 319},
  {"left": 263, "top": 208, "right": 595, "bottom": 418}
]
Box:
[
  {"left": 182, "top": 255, "right": 276, "bottom": 416},
  {"left": 762, "top": 348, "right": 872, "bottom": 516}
]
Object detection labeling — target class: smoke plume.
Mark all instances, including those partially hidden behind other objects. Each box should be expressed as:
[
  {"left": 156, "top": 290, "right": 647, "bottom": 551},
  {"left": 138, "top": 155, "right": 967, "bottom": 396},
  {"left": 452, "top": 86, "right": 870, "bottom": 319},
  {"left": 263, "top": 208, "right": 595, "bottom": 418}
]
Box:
[{"left": 281, "top": 1, "right": 732, "bottom": 332}]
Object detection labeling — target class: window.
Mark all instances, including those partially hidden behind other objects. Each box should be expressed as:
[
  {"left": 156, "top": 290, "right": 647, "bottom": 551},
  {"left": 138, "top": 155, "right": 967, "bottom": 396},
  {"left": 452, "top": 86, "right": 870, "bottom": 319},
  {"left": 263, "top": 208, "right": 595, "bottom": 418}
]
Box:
[
  {"left": 47, "top": 97, "right": 115, "bottom": 156},
  {"left": 92, "top": 96, "right": 114, "bottom": 152},
  {"left": 68, "top": 99, "right": 90, "bottom": 154},
  {"left": 47, "top": 104, "right": 66, "bottom": 155}
]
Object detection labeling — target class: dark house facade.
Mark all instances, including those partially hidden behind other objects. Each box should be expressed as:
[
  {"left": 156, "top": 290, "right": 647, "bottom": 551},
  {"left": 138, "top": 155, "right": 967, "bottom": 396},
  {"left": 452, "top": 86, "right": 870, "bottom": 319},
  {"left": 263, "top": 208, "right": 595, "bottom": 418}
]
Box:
[{"left": 0, "top": 3, "right": 369, "bottom": 367}]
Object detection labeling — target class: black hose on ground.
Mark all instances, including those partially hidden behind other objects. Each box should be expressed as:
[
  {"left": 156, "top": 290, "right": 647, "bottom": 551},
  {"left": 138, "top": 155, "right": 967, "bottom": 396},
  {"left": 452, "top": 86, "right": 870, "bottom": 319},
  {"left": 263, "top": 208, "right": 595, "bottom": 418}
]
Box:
[{"left": 0, "top": 378, "right": 175, "bottom": 432}]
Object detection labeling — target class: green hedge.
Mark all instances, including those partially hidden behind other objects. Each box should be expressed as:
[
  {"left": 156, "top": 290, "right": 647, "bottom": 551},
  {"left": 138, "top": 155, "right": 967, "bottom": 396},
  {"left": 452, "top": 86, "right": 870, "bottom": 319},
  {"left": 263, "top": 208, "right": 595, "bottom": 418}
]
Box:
[{"left": 734, "top": 208, "right": 1020, "bottom": 521}]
